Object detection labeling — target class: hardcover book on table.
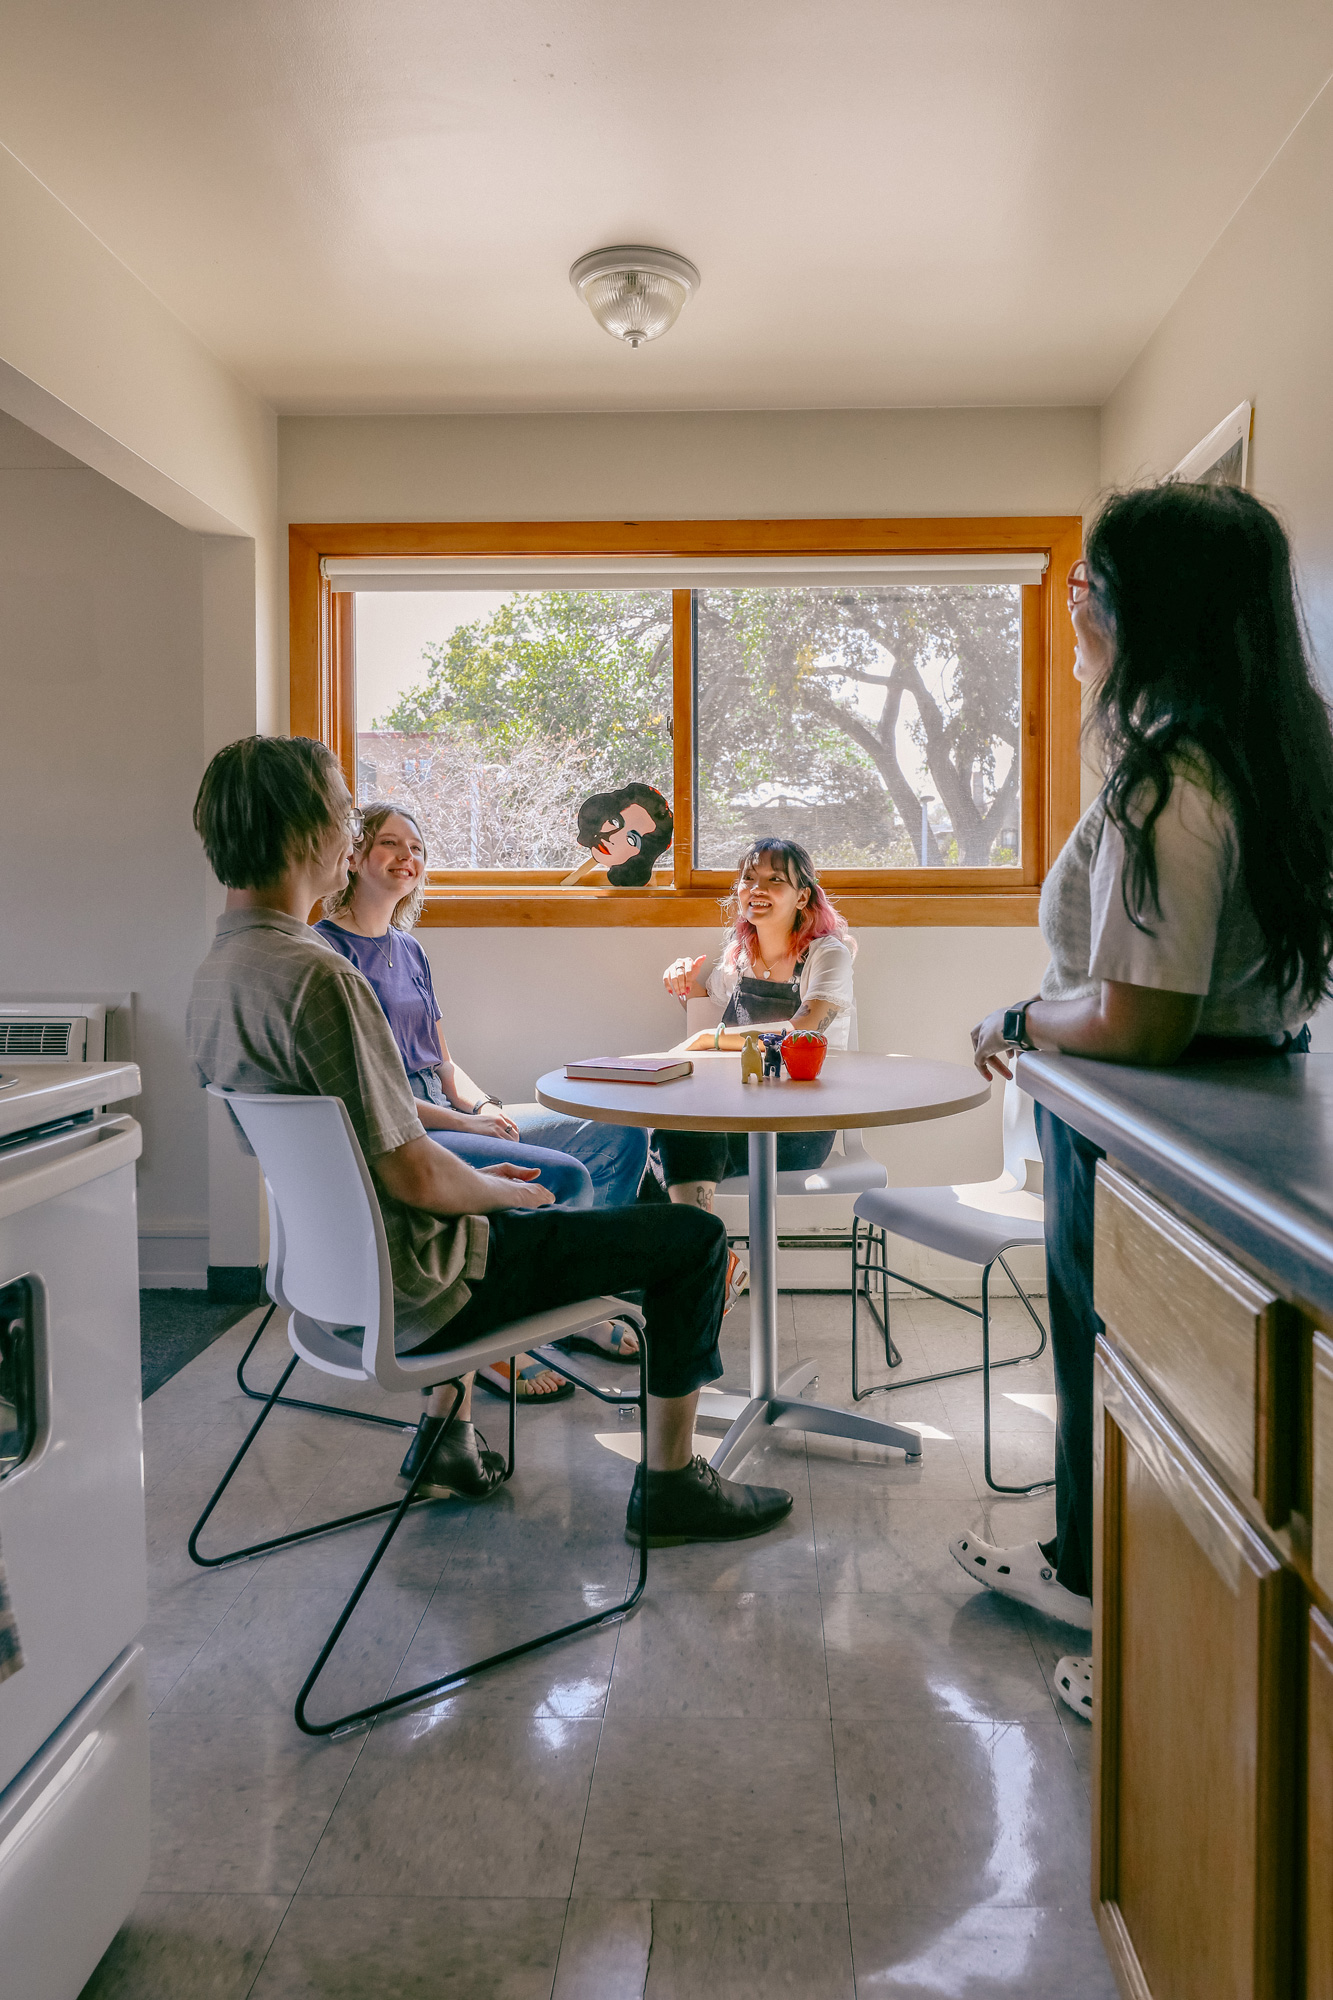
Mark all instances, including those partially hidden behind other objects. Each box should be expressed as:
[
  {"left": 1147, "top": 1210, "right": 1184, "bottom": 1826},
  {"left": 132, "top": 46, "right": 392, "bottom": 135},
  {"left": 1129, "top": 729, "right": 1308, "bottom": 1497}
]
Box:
[{"left": 564, "top": 1055, "right": 694, "bottom": 1084}]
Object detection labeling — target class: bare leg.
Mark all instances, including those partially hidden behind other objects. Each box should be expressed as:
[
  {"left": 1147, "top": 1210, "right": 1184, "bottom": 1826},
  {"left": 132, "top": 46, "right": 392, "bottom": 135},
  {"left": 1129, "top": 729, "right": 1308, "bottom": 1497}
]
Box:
[
  {"left": 425, "top": 1373, "right": 473, "bottom": 1421},
  {"left": 647, "top": 1390, "right": 701, "bottom": 1471},
  {"left": 668, "top": 1181, "right": 717, "bottom": 1213}
]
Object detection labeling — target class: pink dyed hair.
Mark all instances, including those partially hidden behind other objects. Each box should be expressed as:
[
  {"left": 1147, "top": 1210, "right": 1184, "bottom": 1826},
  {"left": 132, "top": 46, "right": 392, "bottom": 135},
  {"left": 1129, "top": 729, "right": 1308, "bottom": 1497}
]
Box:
[{"left": 720, "top": 838, "right": 855, "bottom": 971}]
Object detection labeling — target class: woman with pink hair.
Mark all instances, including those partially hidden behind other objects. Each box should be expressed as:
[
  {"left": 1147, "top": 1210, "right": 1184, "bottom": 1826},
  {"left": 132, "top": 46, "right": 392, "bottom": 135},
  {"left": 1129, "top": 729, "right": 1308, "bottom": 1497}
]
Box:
[{"left": 650, "top": 838, "right": 856, "bottom": 1212}]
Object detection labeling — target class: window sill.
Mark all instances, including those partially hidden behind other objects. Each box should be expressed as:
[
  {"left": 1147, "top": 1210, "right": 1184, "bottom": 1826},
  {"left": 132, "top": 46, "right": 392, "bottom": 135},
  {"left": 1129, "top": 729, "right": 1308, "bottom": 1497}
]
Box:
[{"left": 417, "top": 884, "right": 1042, "bottom": 927}]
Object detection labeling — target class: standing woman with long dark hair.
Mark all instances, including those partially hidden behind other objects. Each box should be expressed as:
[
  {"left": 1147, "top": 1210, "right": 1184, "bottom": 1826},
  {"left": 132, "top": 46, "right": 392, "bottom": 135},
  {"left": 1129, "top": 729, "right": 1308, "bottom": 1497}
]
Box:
[{"left": 955, "top": 482, "right": 1333, "bottom": 1718}]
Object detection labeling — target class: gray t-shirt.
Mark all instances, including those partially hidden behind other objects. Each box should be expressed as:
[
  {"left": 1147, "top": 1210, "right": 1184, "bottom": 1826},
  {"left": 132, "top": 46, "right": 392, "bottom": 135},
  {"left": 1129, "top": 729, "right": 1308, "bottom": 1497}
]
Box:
[
  {"left": 187, "top": 909, "right": 489, "bottom": 1349},
  {"left": 1039, "top": 766, "right": 1308, "bottom": 1038}
]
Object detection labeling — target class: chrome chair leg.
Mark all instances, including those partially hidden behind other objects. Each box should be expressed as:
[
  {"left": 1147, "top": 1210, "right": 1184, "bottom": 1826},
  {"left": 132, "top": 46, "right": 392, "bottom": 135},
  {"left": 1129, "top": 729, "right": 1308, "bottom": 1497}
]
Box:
[
  {"left": 979, "top": 1260, "right": 1055, "bottom": 1496},
  {"left": 850, "top": 1227, "right": 1055, "bottom": 1492}
]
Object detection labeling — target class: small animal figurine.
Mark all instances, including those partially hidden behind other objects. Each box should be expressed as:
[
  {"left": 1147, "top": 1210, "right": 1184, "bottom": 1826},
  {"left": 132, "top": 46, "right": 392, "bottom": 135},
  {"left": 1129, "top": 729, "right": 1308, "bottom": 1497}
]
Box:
[
  {"left": 740, "top": 1033, "right": 764, "bottom": 1084},
  {"left": 761, "top": 1032, "right": 785, "bottom": 1080}
]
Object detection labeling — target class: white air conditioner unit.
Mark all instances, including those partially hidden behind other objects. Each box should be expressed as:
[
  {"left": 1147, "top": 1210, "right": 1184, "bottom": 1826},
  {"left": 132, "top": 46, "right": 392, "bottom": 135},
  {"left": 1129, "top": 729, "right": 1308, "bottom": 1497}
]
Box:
[{"left": 0, "top": 998, "right": 125, "bottom": 1064}]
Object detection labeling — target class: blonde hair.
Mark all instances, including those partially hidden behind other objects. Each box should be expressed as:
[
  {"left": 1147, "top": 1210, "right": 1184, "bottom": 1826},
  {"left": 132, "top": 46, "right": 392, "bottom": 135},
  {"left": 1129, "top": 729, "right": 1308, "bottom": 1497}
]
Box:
[{"left": 321, "top": 801, "right": 428, "bottom": 931}]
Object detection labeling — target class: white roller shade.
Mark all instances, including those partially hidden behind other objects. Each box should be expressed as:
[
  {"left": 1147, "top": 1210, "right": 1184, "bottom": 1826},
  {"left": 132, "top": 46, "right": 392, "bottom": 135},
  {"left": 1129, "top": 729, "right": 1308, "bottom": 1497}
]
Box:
[{"left": 322, "top": 551, "right": 1047, "bottom": 592}]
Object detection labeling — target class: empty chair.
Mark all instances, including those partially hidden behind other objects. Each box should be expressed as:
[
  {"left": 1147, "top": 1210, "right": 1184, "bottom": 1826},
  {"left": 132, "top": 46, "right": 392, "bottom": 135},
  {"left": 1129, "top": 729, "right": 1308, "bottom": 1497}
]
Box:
[
  {"left": 189, "top": 1087, "right": 647, "bottom": 1735},
  {"left": 850, "top": 1078, "right": 1053, "bottom": 1495}
]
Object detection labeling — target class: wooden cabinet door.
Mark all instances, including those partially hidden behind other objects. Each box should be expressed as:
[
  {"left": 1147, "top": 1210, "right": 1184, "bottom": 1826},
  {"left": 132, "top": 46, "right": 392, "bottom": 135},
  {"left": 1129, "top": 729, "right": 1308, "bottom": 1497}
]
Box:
[
  {"left": 1311, "top": 1608, "right": 1333, "bottom": 2000},
  {"left": 1093, "top": 1339, "right": 1299, "bottom": 2000}
]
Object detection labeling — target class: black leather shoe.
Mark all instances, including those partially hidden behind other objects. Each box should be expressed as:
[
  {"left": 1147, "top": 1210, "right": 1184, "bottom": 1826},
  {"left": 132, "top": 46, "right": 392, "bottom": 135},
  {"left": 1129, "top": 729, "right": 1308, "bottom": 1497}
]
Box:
[
  {"left": 398, "top": 1415, "right": 505, "bottom": 1500},
  {"left": 625, "top": 1455, "right": 793, "bottom": 1547}
]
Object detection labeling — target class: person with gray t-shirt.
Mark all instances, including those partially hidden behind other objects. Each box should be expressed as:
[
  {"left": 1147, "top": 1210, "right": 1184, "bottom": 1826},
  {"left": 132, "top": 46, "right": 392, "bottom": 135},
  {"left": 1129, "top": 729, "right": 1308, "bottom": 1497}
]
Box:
[
  {"left": 187, "top": 734, "right": 796, "bottom": 1549},
  {"left": 951, "top": 484, "right": 1333, "bottom": 1724}
]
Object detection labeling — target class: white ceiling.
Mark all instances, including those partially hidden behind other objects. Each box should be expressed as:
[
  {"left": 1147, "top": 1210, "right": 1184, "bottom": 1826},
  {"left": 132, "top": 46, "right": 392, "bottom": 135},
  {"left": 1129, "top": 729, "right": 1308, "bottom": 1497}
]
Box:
[{"left": 2, "top": 2, "right": 1330, "bottom": 415}]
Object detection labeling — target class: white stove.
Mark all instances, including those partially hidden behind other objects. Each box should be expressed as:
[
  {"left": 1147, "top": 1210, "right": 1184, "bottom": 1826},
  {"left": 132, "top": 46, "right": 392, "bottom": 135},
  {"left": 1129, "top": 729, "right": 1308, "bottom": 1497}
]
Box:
[{"left": 0, "top": 1061, "right": 149, "bottom": 1998}]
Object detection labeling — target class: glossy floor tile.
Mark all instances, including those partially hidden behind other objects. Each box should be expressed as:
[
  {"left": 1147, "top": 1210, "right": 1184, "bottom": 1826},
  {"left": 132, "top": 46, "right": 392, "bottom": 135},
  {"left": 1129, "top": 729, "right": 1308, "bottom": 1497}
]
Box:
[
  {"left": 81, "top": 1296, "right": 1113, "bottom": 1997},
  {"left": 575, "top": 1715, "right": 846, "bottom": 1902},
  {"left": 80, "top": 1894, "right": 289, "bottom": 2000},
  {"left": 250, "top": 1896, "right": 567, "bottom": 1999}
]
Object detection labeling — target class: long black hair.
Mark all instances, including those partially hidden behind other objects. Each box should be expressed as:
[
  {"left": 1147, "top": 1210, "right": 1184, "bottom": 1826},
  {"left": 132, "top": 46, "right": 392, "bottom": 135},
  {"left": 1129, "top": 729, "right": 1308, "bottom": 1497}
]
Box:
[{"left": 1084, "top": 482, "right": 1333, "bottom": 1010}]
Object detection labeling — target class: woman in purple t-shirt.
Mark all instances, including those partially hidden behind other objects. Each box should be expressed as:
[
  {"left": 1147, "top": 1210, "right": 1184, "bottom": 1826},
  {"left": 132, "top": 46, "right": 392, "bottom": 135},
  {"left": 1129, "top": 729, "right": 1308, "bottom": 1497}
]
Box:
[{"left": 317, "top": 802, "right": 642, "bottom": 1399}]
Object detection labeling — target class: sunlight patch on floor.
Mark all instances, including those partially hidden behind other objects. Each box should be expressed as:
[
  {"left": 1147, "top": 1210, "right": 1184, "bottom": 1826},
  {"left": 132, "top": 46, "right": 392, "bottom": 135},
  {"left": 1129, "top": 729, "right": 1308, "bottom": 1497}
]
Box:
[{"left": 1004, "top": 1392, "right": 1057, "bottom": 1423}]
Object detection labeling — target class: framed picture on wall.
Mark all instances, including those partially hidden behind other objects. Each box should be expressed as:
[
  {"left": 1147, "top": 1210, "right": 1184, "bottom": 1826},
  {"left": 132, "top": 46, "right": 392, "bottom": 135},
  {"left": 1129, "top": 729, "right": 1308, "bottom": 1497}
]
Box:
[{"left": 1169, "top": 400, "right": 1251, "bottom": 488}]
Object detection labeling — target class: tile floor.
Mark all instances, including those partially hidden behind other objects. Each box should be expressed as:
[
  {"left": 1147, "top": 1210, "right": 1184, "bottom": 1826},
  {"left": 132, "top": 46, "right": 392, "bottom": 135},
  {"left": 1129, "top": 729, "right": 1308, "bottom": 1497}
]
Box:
[{"left": 82, "top": 1288, "right": 1117, "bottom": 1999}]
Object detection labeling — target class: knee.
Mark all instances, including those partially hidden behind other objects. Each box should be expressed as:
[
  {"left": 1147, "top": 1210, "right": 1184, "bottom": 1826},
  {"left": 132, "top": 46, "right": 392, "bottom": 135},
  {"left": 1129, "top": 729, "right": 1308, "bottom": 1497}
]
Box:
[{"left": 672, "top": 1204, "right": 727, "bottom": 1264}]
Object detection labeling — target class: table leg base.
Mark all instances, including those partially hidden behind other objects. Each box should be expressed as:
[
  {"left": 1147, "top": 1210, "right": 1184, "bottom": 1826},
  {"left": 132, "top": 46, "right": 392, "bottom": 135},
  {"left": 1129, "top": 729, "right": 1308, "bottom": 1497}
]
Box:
[{"left": 708, "top": 1386, "right": 924, "bottom": 1479}]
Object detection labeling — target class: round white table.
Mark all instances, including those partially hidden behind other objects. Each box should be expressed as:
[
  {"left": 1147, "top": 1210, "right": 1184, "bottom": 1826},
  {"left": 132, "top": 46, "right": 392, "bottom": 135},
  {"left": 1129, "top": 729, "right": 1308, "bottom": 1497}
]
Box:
[{"left": 536, "top": 1052, "right": 990, "bottom": 1476}]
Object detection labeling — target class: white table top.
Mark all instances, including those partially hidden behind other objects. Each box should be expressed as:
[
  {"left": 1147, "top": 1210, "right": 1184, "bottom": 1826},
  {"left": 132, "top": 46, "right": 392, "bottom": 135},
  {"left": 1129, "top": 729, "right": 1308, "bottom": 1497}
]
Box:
[{"left": 536, "top": 1050, "right": 989, "bottom": 1134}]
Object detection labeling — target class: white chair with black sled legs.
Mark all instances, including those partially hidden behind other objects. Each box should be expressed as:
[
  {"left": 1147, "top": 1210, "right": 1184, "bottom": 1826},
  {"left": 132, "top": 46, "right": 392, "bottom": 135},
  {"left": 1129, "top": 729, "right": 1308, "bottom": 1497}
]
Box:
[
  {"left": 849, "top": 1079, "right": 1055, "bottom": 1496},
  {"left": 189, "top": 1087, "right": 648, "bottom": 1737}
]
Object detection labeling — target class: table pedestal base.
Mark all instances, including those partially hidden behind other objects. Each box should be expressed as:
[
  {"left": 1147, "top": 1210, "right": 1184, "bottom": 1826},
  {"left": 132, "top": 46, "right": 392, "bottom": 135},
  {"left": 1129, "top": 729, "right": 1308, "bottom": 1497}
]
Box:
[{"left": 696, "top": 1358, "right": 924, "bottom": 1479}]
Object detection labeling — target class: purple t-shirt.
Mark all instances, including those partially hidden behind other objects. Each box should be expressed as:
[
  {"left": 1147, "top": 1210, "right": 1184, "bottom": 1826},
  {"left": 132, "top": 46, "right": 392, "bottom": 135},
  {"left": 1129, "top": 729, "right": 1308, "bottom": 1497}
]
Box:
[{"left": 314, "top": 921, "right": 443, "bottom": 1078}]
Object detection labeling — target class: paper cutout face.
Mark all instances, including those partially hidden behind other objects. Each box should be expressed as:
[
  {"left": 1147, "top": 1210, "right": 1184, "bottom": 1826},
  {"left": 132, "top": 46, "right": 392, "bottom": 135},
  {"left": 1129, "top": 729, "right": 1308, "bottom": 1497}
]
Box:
[{"left": 575, "top": 784, "right": 674, "bottom": 887}]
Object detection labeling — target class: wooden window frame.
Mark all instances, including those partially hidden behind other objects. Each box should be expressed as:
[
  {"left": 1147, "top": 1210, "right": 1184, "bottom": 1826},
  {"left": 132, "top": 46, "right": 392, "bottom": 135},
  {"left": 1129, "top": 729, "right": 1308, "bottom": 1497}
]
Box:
[{"left": 290, "top": 515, "right": 1083, "bottom": 927}]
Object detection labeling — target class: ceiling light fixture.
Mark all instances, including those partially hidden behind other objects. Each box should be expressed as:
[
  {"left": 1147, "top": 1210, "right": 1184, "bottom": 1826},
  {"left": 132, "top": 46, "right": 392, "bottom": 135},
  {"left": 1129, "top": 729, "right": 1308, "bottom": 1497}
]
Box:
[{"left": 569, "top": 244, "right": 701, "bottom": 349}]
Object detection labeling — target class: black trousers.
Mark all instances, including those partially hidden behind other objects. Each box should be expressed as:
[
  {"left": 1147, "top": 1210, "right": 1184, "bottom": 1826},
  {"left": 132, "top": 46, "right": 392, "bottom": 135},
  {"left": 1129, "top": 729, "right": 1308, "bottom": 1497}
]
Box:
[
  {"left": 1033, "top": 1102, "right": 1103, "bottom": 1599},
  {"left": 652, "top": 1128, "right": 835, "bottom": 1186},
  {"left": 411, "top": 1203, "right": 728, "bottom": 1401}
]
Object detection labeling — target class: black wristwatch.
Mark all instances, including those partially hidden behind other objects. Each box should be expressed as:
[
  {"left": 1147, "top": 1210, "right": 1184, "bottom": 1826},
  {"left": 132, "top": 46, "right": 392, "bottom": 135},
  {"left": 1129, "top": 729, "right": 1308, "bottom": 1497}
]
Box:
[
  {"left": 471, "top": 1094, "right": 503, "bottom": 1115},
  {"left": 1002, "top": 1003, "right": 1036, "bottom": 1051}
]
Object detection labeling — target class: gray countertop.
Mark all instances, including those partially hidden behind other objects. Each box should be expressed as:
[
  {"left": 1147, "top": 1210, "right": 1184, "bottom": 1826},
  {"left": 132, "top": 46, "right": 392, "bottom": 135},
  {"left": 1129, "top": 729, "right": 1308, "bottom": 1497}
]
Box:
[{"left": 1016, "top": 1050, "right": 1333, "bottom": 1316}]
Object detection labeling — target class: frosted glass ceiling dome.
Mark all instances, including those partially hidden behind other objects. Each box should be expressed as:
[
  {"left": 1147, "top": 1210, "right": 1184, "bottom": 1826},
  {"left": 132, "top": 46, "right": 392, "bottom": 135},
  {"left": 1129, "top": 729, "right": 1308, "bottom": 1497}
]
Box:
[{"left": 569, "top": 245, "right": 701, "bottom": 348}]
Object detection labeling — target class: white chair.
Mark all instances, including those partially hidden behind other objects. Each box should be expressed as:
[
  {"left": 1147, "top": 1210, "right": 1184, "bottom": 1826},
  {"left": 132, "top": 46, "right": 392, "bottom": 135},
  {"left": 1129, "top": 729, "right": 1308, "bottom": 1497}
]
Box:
[
  {"left": 850, "top": 1079, "right": 1054, "bottom": 1496},
  {"left": 684, "top": 996, "right": 888, "bottom": 1217},
  {"left": 189, "top": 1088, "right": 647, "bottom": 1736}
]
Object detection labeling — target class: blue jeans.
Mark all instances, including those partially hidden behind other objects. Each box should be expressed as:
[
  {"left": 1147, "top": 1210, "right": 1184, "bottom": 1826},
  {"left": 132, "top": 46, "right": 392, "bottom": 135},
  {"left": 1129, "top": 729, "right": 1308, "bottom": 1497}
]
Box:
[
  {"left": 506, "top": 1103, "right": 649, "bottom": 1209},
  {"left": 408, "top": 1072, "right": 592, "bottom": 1209}
]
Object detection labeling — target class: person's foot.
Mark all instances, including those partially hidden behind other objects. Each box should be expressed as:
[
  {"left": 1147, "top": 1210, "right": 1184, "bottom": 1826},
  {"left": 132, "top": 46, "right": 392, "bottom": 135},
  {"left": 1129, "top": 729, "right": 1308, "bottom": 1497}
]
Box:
[
  {"left": 398, "top": 1415, "right": 506, "bottom": 1499},
  {"left": 1054, "top": 1653, "right": 1093, "bottom": 1720},
  {"left": 625, "top": 1455, "right": 793, "bottom": 1547},
  {"left": 476, "top": 1354, "right": 575, "bottom": 1402},
  {"left": 555, "top": 1318, "right": 641, "bottom": 1360},
  {"left": 947, "top": 1531, "right": 1093, "bottom": 1629}
]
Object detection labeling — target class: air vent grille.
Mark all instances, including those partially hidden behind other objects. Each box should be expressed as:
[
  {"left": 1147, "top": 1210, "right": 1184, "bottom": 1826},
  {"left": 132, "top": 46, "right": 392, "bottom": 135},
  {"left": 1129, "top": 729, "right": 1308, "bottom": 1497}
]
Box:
[{"left": 0, "top": 1022, "right": 73, "bottom": 1057}]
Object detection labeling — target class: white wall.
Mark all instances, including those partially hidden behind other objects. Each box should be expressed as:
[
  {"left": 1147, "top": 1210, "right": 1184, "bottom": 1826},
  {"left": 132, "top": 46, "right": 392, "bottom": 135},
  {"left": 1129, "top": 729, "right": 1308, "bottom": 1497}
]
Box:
[
  {"left": 0, "top": 414, "right": 212, "bottom": 1281},
  {"left": 0, "top": 143, "right": 285, "bottom": 1276},
  {"left": 1101, "top": 77, "right": 1333, "bottom": 1046},
  {"left": 283, "top": 404, "right": 1095, "bottom": 1266},
  {"left": 281, "top": 406, "right": 1098, "bottom": 533},
  {"left": 1100, "top": 79, "right": 1333, "bottom": 673}
]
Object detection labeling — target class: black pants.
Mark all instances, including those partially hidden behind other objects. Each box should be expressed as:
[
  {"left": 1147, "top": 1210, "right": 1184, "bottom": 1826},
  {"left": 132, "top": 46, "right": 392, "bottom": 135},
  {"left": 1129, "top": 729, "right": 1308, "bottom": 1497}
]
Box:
[
  {"left": 652, "top": 1128, "right": 835, "bottom": 1186},
  {"left": 1034, "top": 1102, "right": 1103, "bottom": 1599},
  {"left": 411, "top": 1204, "right": 728, "bottom": 1401}
]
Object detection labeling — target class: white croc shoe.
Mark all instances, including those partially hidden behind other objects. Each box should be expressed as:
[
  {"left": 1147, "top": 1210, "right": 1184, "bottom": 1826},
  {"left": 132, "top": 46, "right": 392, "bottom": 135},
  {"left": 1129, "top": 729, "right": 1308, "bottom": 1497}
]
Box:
[
  {"left": 1055, "top": 1654, "right": 1093, "bottom": 1720},
  {"left": 948, "top": 1531, "right": 1093, "bottom": 1630}
]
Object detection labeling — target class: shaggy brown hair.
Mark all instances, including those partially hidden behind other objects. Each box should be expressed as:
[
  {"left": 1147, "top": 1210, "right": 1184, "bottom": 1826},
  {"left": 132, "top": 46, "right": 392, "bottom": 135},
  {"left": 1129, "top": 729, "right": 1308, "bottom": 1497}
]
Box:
[{"left": 193, "top": 735, "right": 349, "bottom": 890}]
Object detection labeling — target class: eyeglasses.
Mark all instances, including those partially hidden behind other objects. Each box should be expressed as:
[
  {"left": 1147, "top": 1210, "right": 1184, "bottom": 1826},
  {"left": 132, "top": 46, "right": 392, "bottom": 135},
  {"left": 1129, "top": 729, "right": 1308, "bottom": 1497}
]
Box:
[{"left": 1067, "top": 560, "right": 1094, "bottom": 609}]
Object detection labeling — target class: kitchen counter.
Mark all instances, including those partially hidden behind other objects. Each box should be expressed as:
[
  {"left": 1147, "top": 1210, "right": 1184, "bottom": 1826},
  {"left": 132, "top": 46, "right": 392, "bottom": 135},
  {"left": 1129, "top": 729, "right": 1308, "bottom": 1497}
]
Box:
[
  {"left": 1016, "top": 1049, "right": 1333, "bottom": 1317},
  {"left": 1015, "top": 1047, "right": 1333, "bottom": 2000}
]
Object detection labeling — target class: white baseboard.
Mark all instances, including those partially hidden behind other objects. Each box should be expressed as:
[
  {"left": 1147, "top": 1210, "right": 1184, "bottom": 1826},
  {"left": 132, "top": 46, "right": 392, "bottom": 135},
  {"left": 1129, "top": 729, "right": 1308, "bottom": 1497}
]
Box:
[{"left": 137, "top": 1221, "right": 209, "bottom": 1290}]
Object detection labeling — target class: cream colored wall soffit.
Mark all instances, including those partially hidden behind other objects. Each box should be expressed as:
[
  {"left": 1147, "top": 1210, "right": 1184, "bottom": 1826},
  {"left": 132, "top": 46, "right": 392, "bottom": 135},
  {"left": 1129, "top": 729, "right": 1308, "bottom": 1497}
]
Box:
[
  {"left": 0, "top": 4, "right": 1330, "bottom": 413},
  {"left": 322, "top": 552, "right": 1048, "bottom": 591}
]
